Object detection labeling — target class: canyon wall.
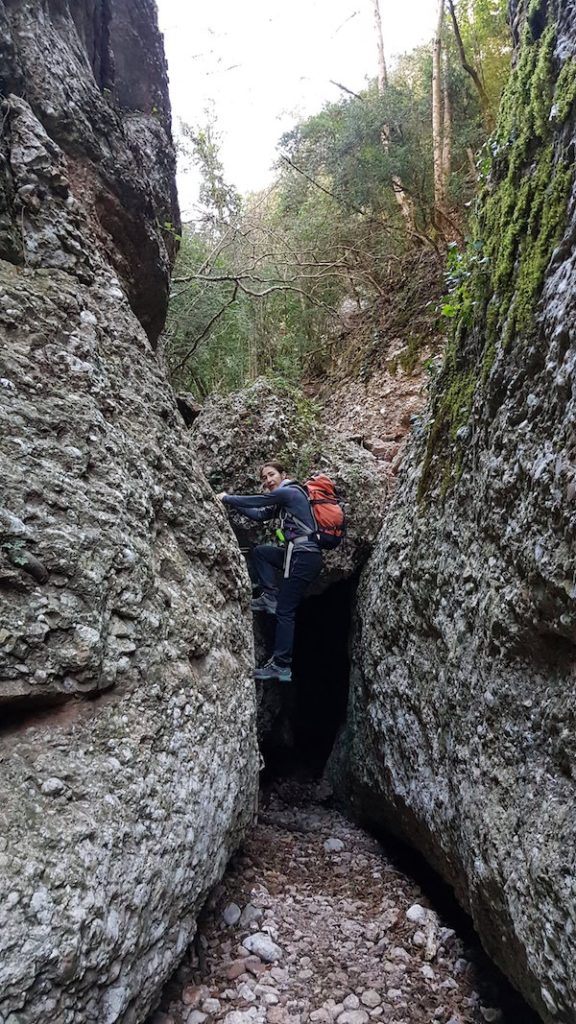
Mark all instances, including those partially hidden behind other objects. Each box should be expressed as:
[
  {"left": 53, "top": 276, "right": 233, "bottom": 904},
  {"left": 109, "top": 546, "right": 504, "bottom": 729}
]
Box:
[
  {"left": 344, "top": 1, "right": 576, "bottom": 1020},
  {"left": 0, "top": 3, "right": 258, "bottom": 1021}
]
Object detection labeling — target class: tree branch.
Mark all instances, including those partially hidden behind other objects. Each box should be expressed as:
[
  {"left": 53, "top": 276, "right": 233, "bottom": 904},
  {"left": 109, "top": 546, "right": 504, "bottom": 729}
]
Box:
[
  {"left": 329, "top": 80, "right": 363, "bottom": 100},
  {"left": 446, "top": 0, "right": 492, "bottom": 122},
  {"left": 171, "top": 283, "right": 239, "bottom": 374}
]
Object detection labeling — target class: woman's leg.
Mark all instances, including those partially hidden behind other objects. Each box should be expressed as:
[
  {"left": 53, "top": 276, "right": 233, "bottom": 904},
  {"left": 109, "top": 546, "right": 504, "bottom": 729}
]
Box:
[
  {"left": 252, "top": 544, "right": 284, "bottom": 597},
  {"left": 273, "top": 549, "right": 322, "bottom": 666}
]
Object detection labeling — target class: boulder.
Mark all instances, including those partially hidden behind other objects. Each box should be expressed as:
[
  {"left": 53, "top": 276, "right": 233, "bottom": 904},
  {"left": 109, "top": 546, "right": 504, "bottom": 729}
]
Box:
[
  {"left": 0, "top": 3, "right": 258, "bottom": 1021},
  {"left": 341, "top": 3, "right": 576, "bottom": 1021},
  {"left": 191, "top": 379, "right": 386, "bottom": 590}
]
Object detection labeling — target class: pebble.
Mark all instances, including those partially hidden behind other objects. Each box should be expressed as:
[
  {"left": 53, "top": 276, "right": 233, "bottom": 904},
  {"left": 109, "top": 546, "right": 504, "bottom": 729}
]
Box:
[
  {"left": 223, "top": 903, "right": 242, "bottom": 926},
  {"left": 152, "top": 781, "right": 509, "bottom": 1024},
  {"left": 243, "top": 932, "right": 283, "bottom": 963},
  {"left": 240, "top": 903, "right": 264, "bottom": 928},
  {"left": 237, "top": 982, "right": 256, "bottom": 1001},
  {"left": 226, "top": 960, "right": 250, "bottom": 981},
  {"left": 201, "top": 998, "right": 221, "bottom": 1013},
  {"left": 336, "top": 1011, "right": 369, "bottom": 1024},
  {"left": 323, "top": 837, "right": 344, "bottom": 853},
  {"left": 406, "top": 903, "right": 430, "bottom": 926},
  {"left": 266, "top": 1009, "right": 287, "bottom": 1024},
  {"left": 360, "top": 991, "right": 380, "bottom": 1008},
  {"left": 182, "top": 985, "right": 206, "bottom": 1007},
  {"left": 245, "top": 956, "right": 267, "bottom": 977}
]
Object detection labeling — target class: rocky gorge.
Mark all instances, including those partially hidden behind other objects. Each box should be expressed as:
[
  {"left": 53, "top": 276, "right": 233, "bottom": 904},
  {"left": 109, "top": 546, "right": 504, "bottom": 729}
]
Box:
[
  {"left": 0, "top": 2, "right": 257, "bottom": 1021},
  {"left": 339, "top": 1, "right": 576, "bottom": 1021},
  {"left": 1, "top": 0, "right": 576, "bottom": 1022}
]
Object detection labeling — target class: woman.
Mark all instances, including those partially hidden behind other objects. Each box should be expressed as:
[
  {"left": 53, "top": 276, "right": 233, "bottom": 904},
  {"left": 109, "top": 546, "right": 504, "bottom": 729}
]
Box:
[{"left": 219, "top": 462, "right": 322, "bottom": 682}]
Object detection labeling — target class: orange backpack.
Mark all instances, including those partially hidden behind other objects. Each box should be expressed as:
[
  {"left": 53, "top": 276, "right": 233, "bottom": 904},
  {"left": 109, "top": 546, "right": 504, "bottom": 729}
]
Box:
[{"left": 303, "top": 474, "right": 346, "bottom": 549}]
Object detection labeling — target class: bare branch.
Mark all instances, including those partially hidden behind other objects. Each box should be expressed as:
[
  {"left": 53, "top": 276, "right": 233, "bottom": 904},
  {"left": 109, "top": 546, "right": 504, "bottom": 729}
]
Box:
[
  {"left": 170, "top": 284, "right": 239, "bottom": 374},
  {"left": 446, "top": 0, "right": 492, "bottom": 124},
  {"left": 330, "top": 80, "right": 363, "bottom": 100}
]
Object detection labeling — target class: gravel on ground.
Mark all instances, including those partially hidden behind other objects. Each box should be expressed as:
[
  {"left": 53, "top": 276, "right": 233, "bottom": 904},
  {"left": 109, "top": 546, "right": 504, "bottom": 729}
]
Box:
[{"left": 150, "top": 780, "right": 512, "bottom": 1024}]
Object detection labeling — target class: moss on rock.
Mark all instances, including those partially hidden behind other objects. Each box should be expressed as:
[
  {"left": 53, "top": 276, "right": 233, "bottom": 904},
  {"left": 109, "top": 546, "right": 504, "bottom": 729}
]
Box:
[{"left": 419, "top": 0, "right": 575, "bottom": 500}]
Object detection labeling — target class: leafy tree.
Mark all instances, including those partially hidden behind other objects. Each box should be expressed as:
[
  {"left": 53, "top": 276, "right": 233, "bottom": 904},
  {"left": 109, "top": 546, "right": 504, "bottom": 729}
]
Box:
[{"left": 164, "top": 0, "right": 512, "bottom": 398}]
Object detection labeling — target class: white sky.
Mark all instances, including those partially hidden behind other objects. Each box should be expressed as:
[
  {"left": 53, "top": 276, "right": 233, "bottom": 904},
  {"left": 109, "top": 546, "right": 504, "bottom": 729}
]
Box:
[{"left": 157, "top": 0, "right": 438, "bottom": 217}]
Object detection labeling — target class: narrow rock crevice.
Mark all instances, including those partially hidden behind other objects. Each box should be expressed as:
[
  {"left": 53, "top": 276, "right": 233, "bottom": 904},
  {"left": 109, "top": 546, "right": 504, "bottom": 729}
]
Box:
[
  {"left": 257, "top": 578, "right": 355, "bottom": 779},
  {"left": 247, "top": 586, "right": 542, "bottom": 1024}
]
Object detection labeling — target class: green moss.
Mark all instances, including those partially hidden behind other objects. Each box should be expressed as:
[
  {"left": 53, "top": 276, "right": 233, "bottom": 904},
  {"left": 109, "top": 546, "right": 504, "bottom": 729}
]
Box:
[
  {"left": 419, "top": 4, "right": 574, "bottom": 501},
  {"left": 480, "top": 17, "right": 573, "bottom": 347},
  {"left": 554, "top": 58, "right": 576, "bottom": 121},
  {"left": 417, "top": 364, "right": 476, "bottom": 501}
]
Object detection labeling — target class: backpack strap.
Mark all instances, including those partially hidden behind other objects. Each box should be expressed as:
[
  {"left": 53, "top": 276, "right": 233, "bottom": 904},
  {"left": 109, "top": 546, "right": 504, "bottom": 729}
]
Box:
[{"left": 279, "top": 482, "right": 317, "bottom": 540}]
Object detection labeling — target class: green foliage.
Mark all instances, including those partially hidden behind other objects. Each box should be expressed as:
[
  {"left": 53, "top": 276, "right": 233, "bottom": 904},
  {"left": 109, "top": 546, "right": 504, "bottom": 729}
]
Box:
[
  {"left": 453, "top": 0, "right": 512, "bottom": 119},
  {"left": 165, "top": 2, "right": 513, "bottom": 401}
]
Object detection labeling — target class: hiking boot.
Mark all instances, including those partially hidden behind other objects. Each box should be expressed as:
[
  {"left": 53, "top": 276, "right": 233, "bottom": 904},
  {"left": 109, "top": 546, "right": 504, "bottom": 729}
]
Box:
[
  {"left": 254, "top": 659, "right": 292, "bottom": 683},
  {"left": 251, "top": 594, "right": 278, "bottom": 614}
]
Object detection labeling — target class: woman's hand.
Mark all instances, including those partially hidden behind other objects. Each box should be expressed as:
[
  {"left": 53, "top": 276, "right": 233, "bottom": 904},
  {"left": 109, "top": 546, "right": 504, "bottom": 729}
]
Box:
[{"left": 216, "top": 492, "right": 227, "bottom": 501}]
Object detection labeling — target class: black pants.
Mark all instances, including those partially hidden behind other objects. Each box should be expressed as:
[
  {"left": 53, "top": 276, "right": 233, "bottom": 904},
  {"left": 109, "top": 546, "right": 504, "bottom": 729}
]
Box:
[{"left": 252, "top": 544, "right": 322, "bottom": 666}]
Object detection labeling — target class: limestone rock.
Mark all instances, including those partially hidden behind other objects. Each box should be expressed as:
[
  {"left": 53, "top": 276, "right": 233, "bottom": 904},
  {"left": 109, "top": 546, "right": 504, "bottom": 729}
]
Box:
[
  {"left": 243, "top": 932, "right": 284, "bottom": 963},
  {"left": 343, "top": 4, "right": 576, "bottom": 1021},
  {"left": 191, "top": 379, "right": 386, "bottom": 590},
  {"left": 0, "top": 2, "right": 258, "bottom": 1022}
]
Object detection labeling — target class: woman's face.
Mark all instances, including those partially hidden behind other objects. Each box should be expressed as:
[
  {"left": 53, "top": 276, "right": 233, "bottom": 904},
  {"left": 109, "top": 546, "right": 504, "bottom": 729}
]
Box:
[{"left": 261, "top": 465, "right": 286, "bottom": 492}]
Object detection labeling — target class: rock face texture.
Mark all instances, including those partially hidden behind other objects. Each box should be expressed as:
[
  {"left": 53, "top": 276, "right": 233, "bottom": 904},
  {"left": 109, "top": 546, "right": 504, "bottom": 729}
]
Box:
[
  {"left": 343, "top": 2, "right": 576, "bottom": 1022},
  {"left": 192, "top": 379, "right": 387, "bottom": 591},
  {"left": 0, "top": 3, "right": 258, "bottom": 1021},
  {"left": 192, "top": 379, "right": 385, "bottom": 756}
]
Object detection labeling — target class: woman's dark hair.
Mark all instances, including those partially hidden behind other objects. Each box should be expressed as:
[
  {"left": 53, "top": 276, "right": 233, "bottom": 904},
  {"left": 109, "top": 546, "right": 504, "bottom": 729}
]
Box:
[{"left": 260, "top": 461, "right": 286, "bottom": 477}]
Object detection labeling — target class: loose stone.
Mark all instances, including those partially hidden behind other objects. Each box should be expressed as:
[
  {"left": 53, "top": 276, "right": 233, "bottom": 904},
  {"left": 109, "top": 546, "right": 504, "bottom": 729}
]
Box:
[
  {"left": 324, "top": 837, "right": 344, "bottom": 853},
  {"left": 243, "top": 932, "right": 283, "bottom": 963},
  {"left": 201, "top": 998, "right": 221, "bottom": 1013},
  {"left": 224, "top": 903, "right": 242, "bottom": 927},
  {"left": 406, "top": 903, "right": 430, "bottom": 926},
  {"left": 336, "top": 1011, "right": 369, "bottom": 1024},
  {"left": 240, "top": 903, "right": 264, "bottom": 928},
  {"left": 360, "top": 990, "right": 380, "bottom": 1008}
]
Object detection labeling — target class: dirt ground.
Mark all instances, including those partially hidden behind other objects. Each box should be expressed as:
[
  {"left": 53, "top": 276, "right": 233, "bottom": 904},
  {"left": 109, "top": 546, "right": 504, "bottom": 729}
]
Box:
[{"left": 150, "top": 779, "right": 534, "bottom": 1024}]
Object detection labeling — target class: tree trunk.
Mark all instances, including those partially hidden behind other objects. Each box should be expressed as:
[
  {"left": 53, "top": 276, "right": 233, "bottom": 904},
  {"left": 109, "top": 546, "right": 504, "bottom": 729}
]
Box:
[
  {"left": 441, "top": 53, "right": 452, "bottom": 185},
  {"left": 432, "top": 0, "right": 448, "bottom": 226},
  {"left": 371, "top": 0, "right": 418, "bottom": 236},
  {"left": 371, "top": 0, "right": 388, "bottom": 92},
  {"left": 446, "top": 0, "right": 493, "bottom": 129}
]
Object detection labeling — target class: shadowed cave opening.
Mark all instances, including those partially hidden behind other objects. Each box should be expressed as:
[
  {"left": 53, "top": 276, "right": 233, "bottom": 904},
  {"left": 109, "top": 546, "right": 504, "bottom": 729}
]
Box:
[
  {"left": 257, "top": 576, "right": 355, "bottom": 778},
  {"left": 254, "top": 577, "right": 542, "bottom": 1024}
]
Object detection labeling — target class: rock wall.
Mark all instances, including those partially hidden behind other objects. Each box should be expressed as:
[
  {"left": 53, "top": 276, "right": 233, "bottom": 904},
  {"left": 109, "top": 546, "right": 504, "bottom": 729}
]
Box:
[
  {"left": 342, "top": 2, "right": 576, "bottom": 1021},
  {"left": 192, "top": 379, "right": 387, "bottom": 591},
  {"left": 0, "top": 3, "right": 259, "bottom": 1021}
]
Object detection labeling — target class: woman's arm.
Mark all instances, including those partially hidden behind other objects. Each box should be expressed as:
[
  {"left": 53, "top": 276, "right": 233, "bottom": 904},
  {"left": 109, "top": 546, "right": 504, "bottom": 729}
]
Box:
[{"left": 222, "top": 490, "right": 289, "bottom": 521}]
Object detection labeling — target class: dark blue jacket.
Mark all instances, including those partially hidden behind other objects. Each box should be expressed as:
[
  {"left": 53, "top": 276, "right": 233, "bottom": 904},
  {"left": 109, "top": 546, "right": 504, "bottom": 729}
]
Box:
[{"left": 223, "top": 480, "right": 317, "bottom": 543}]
